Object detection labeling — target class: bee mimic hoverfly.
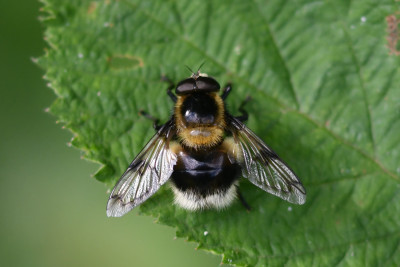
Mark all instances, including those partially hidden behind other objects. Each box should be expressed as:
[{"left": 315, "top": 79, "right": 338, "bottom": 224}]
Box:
[{"left": 106, "top": 71, "right": 306, "bottom": 217}]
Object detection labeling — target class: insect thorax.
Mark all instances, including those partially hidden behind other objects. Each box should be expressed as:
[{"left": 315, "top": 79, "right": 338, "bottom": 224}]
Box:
[{"left": 174, "top": 92, "right": 226, "bottom": 149}]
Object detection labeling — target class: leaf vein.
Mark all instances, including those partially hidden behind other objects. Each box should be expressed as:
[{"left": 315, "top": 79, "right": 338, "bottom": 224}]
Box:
[
  {"left": 334, "top": 5, "right": 377, "bottom": 158},
  {"left": 251, "top": 0, "right": 301, "bottom": 110}
]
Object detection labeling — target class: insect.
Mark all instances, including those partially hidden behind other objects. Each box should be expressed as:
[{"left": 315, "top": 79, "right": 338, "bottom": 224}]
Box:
[{"left": 106, "top": 71, "right": 306, "bottom": 217}]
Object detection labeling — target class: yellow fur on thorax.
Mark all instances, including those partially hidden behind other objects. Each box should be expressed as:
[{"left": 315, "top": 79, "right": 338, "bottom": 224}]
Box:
[{"left": 174, "top": 93, "right": 226, "bottom": 150}]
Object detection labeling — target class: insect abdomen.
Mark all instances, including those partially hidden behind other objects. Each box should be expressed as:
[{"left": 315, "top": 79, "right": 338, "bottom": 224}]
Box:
[{"left": 170, "top": 143, "right": 242, "bottom": 210}]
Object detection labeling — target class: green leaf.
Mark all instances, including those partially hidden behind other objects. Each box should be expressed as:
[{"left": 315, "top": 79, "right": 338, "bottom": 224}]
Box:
[{"left": 38, "top": 0, "right": 400, "bottom": 265}]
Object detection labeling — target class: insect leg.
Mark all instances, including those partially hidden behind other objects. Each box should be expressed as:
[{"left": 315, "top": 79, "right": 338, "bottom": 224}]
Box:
[
  {"left": 161, "top": 75, "right": 177, "bottom": 103},
  {"left": 221, "top": 83, "right": 232, "bottom": 100},
  {"left": 236, "top": 96, "right": 252, "bottom": 122},
  {"left": 139, "top": 110, "right": 161, "bottom": 131},
  {"left": 236, "top": 188, "right": 251, "bottom": 211}
]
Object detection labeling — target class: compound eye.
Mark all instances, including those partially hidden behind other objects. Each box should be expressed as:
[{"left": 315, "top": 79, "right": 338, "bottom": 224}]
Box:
[
  {"left": 176, "top": 78, "right": 196, "bottom": 94},
  {"left": 195, "top": 76, "right": 220, "bottom": 92}
]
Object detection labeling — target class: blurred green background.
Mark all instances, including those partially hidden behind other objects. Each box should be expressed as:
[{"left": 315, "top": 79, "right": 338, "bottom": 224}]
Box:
[{"left": 0, "top": 1, "right": 220, "bottom": 266}]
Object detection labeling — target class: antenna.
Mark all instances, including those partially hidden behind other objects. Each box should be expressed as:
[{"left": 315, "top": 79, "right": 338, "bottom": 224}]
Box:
[
  {"left": 184, "top": 65, "right": 194, "bottom": 74},
  {"left": 185, "top": 62, "right": 207, "bottom": 78},
  {"left": 197, "top": 61, "right": 206, "bottom": 73}
]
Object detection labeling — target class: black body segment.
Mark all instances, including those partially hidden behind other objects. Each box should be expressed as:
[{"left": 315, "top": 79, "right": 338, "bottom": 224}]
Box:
[{"left": 171, "top": 145, "right": 242, "bottom": 197}]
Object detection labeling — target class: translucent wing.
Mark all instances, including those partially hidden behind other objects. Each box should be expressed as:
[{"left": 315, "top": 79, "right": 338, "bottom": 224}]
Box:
[
  {"left": 227, "top": 115, "right": 306, "bottom": 204},
  {"left": 107, "top": 119, "right": 177, "bottom": 217}
]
